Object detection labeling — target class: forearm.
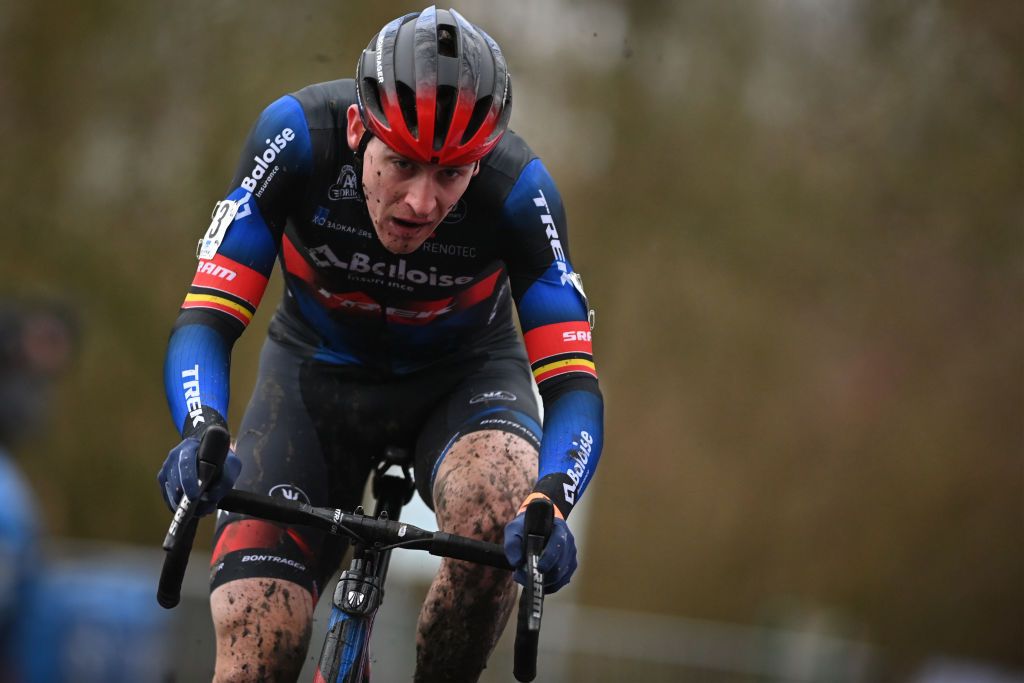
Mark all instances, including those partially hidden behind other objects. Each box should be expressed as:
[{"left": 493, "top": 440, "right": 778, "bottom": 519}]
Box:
[
  {"left": 532, "top": 386, "right": 604, "bottom": 519},
  {"left": 163, "top": 316, "right": 235, "bottom": 438}
]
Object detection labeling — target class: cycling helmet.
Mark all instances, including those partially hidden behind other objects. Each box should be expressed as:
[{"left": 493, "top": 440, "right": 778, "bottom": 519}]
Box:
[{"left": 355, "top": 6, "right": 512, "bottom": 166}]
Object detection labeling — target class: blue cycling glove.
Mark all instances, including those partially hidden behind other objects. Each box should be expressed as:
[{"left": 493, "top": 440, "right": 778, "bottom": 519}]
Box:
[
  {"left": 157, "top": 434, "right": 242, "bottom": 517},
  {"left": 504, "top": 501, "right": 578, "bottom": 594}
]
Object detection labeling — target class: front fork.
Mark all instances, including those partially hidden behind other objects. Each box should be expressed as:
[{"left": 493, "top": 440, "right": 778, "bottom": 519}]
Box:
[{"left": 316, "top": 458, "right": 416, "bottom": 682}]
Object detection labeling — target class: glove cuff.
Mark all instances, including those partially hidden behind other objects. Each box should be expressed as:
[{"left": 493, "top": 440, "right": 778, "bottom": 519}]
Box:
[
  {"left": 181, "top": 405, "right": 228, "bottom": 440},
  {"left": 521, "top": 487, "right": 568, "bottom": 520}
]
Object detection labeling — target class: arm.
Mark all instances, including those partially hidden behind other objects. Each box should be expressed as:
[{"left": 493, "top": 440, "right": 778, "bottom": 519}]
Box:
[
  {"left": 159, "top": 95, "right": 312, "bottom": 514},
  {"left": 502, "top": 158, "right": 604, "bottom": 519},
  {"left": 164, "top": 94, "right": 312, "bottom": 438}
]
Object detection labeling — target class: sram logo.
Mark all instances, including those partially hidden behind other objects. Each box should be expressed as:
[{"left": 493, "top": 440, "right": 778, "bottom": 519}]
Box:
[
  {"left": 197, "top": 261, "right": 237, "bottom": 281},
  {"left": 562, "top": 330, "right": 592, "bottom": 343}
]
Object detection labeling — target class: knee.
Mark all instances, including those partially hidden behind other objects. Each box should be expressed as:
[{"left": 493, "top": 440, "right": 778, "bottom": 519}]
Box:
[
  {"left": 432, "top": 431, "right": 537, "bottom": 543},
  {"left": 211, "top": 578, "right": 313, "bottom": 683}
]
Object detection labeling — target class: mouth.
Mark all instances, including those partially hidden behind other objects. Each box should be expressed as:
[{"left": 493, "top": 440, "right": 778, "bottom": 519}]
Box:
[
  {"left": 391, "top": 216, "right": 433, "bottom": 230},
  {"left": 387, "top": 216, "right": 436, "bottom": 239}
]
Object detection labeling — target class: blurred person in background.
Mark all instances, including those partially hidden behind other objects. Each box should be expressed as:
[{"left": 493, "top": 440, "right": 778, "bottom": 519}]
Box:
[
  {"left": 0, "top": 300, "right": 169, "bottom": 683},
  {"left": 157, "top": 5, "right": 604, "bottom": 682},
  {"left": 0, "top": 298, "right": 76, "bottom": 681}
]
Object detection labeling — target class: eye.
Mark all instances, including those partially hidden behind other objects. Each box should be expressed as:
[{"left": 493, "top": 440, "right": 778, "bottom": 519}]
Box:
[
  {"left": 393, "top": 158, "right": 412, "bottom": 171},
  {"left": 442, "top": 168, "right": 465, "bottom": 181}
]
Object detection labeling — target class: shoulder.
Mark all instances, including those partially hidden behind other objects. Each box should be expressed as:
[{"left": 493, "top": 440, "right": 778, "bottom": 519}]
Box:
[
  {"left": 479, "top": 130, "right": 537, "bottom": 183},
  {"left": 467, "top": 131, "right": 546, "bottom": 210},
  {"left": 289, "top": 78, "right": 357, "bottom": 131}
]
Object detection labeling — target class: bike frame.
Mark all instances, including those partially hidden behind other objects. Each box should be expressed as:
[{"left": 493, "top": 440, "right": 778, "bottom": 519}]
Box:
[
  {"left": 314, "top": 452, "right": 415, "bottom": 683},
  {"left": 157, "top": 425, "right": 549, "bottom": 683}
]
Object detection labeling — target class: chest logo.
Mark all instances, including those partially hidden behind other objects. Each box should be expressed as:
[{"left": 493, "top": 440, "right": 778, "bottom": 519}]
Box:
[
  {"left": 329, "top": 164, "right": 361, "bottom": 201},
  {"left": 443, "top": 198, "right": 467, "bottom": 223}
]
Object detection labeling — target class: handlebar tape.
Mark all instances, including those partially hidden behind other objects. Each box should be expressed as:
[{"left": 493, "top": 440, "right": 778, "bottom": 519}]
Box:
[
  {"left": 430, "top": 532, "right": 513, "bottom": 570},
  {"left": 157, "top": 425, "right": 231, "bottom": 609},
  {"left": 513, "top": 497, "right": 554, "bottom": 682}
]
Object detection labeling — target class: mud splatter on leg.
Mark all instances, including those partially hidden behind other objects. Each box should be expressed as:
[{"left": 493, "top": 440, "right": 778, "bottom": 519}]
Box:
[{"left": 415, "top": 431, "right": 536, "bottom": 682}]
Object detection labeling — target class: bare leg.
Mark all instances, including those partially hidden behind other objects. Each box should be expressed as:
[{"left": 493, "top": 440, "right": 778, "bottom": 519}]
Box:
[
  {"left": 210, "top": 578, "right": 314, "bottom": 683},
  {"left": 415, "top": 430, "right": 537, "bottom": 682}
]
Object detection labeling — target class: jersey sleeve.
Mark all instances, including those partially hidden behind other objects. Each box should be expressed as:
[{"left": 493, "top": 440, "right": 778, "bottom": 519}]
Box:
[
  {"left": 164, "top": 95, "right": 312, "bottom": 437},
  {"left": 501, "top": 158, "right": 604, "bottom": 518}
]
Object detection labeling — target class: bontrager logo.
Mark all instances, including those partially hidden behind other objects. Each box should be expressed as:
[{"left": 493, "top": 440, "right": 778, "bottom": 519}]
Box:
[
  {"left": 240, "top": 554, "right": 307, "bottom": 572},
  {"left": 197, "top": 261, "right": 237, "bottom": 281},
  {"left": 308, "top": 245, "right": 474, "bottom": 288},
  {"left": 241, "top": 128, "right": 295, "bottom": 193},
  {"left": 469, "top": 391, "right": 517, "bottom": 404}
]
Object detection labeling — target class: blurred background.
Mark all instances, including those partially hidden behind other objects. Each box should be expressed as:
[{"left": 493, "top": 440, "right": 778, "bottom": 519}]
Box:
[{"left": 0, "top": 0, "right": 1020, "bottom": 681}]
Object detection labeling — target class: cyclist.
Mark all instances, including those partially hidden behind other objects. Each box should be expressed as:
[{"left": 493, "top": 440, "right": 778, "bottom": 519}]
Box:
[{"left": 158, "top": 6, "right": 604, "bottom": 681}]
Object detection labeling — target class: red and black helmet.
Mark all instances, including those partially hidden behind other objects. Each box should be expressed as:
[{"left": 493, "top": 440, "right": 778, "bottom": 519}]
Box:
[{"left": 355, "top": 6, "right": 512, "bottom": 166}]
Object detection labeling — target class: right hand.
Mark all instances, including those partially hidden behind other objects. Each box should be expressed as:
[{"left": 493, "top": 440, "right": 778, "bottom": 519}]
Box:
[{"left": 157, "top": 434, "right": 242, "bottom": 516}]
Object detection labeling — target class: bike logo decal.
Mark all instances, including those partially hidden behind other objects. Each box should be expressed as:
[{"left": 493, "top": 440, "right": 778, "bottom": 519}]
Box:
[
  {"left": 469, "top": 390, "right": 517, "bottom": 404},
  {"left": 268, "top": 484, "right": 310, "bottom": 505}
]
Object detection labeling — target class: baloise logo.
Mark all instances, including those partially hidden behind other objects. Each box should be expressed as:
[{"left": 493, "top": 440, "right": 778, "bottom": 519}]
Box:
[{"left": 240, "top": 128, "right": 296, "bottom": 194}]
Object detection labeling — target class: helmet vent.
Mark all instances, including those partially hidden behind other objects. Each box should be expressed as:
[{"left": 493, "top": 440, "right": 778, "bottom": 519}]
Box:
[
  {"left": 462, "top": 95, "right": 492, "bottom": 144},
  {"left": 396, "top": 81, "right": 418, "bottom": 135},
  {"left": 437, "top": 26, "right": 458, "bottom": 57},
  {"left": 434, "top": 85, "right": 456, "bottom": 151}
]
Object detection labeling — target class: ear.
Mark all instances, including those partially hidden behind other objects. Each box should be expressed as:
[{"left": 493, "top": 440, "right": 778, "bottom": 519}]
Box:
[
  {"left": 346, "top": 105, "right": 365, "bottom": 151},
  {"left": 471, "top": 160, "right": 482, "bottom": 177}
]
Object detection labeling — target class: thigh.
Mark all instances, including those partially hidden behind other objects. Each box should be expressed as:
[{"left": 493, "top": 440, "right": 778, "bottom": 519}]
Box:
[
  {"left": 414, "top": 348, "right": 542, "bottom": 510},
  {"left": 211, "top": 338, "right": 371, "bottom": 602}
]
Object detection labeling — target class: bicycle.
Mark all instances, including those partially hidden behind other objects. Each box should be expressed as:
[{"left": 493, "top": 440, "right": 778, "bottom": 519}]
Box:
[{"left": 156, "top": 425, "right": 554, "bottom": 682}]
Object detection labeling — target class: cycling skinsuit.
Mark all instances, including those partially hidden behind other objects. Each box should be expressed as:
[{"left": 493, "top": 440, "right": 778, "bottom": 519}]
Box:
[{"left": 162, "top": 79, "right": 603, "bottom": 597}]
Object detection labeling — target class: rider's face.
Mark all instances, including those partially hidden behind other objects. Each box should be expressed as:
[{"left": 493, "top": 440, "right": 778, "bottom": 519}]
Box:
[{"left": 346, "top": 105, "right": 478, "bottom": 255}]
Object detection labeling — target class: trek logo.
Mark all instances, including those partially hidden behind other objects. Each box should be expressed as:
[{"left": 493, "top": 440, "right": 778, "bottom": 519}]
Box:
[
  {"left": 320, "top": 290, "right": 456, "bottom": 322},
  {"left": 181, "top": 365, "right": 204, "bottom": 429},
  {"left": 328, "top": 164, "right": 360, "bottom": 201},
  {"left": 197, "top": 261, "right": 237, "bottom": 281},
  {"left": 308, "top": 245, "right": 474, "bottom": 287},
  {"left": 240, "top": 128, "right": 295, "bottom": 194},
  {"left": 562, "top": 430, "right": 594, "bottom": 505},
  {"left": 269, "top": 484, "right": 310, "bottom": 505},
  {"left": 562, "top": 330, "right": 591, "bottom": 343},
  {"left": 533, "top": 189, "right": 572, "bottom": 287}
]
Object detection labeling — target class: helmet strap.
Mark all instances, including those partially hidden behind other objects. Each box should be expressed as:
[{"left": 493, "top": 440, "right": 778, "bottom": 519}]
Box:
[{"left": 352, "top": 131, "right": 373, "bottom": 202}]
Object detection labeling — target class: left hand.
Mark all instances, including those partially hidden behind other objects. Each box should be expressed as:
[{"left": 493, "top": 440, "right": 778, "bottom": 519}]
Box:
[{"left": 503, "top": 494, "right": 578, "bottom": 593}]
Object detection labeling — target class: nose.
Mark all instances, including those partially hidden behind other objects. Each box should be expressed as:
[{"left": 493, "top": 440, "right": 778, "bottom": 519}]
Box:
[{"left": 404, "top": 176, "right": 438, "bottom": 217}]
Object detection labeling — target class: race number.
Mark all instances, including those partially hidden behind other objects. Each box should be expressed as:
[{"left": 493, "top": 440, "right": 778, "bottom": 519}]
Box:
[{"left": 196, "top": 200, "right": 239, "bottom": 260}]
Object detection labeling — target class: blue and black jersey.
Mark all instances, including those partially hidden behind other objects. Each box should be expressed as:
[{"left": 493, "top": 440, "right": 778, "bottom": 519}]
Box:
[{"left": 164, "top": 79, "right": 603, "bottom": 516}]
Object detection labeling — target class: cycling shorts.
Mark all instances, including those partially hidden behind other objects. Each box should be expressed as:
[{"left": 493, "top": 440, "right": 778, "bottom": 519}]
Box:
[{"left": 209, "top": 335, "right": 542, "bottom": 600}]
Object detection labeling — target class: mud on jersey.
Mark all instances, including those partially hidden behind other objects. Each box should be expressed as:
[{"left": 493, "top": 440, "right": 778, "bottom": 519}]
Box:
[{"left": 164, "top": 79, "right": 603, "bottom": 516}]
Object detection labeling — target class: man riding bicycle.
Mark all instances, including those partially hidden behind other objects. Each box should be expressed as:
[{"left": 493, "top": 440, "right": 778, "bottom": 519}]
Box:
[{"left": 159, "top": 7, "right": 604, "bottom": 681}]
